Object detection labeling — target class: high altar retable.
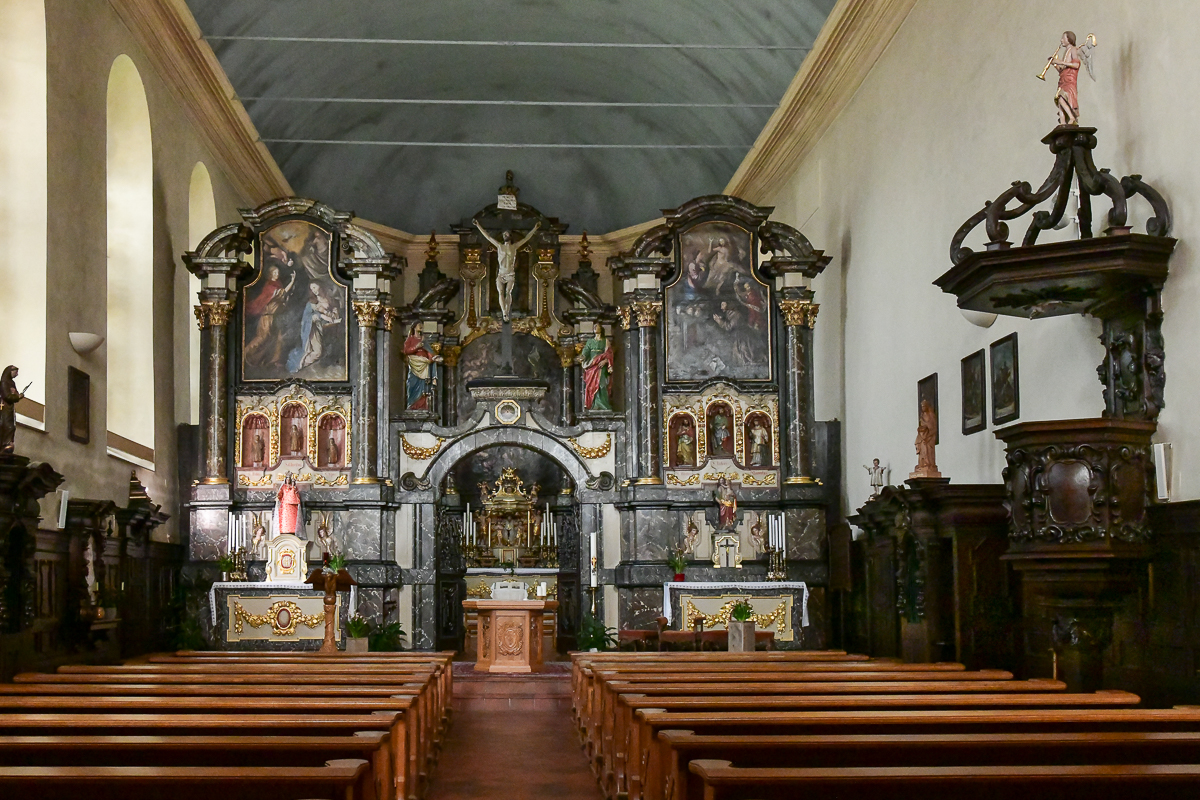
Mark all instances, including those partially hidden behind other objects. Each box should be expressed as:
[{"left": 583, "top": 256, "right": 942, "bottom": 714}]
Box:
[{"left": 463, "top": 599, "right": 558, "bottom": 673}]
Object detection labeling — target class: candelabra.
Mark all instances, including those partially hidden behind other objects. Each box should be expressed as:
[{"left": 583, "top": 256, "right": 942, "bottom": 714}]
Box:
[
  {"left": 227, "top": 547, "right": 249, "bottom": 582},
  {"left": 764, "top": 545, "right": 787, "bottom": 581}
]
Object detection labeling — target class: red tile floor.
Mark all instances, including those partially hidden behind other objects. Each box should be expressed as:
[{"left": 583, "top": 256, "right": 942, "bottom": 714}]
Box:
[{"left": 426, "top": 666, "right": 603, "bottom": 799}]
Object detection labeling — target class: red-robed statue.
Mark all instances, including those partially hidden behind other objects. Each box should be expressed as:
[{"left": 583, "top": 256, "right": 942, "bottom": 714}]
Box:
[
  {"left": 580, "top": 322, "right": 614, "bottom": 412},
  {"left": 274, "top": 473, "right": 303, "bottom": 535}
]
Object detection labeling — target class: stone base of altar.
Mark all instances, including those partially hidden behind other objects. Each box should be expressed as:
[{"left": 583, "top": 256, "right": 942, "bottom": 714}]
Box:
[{"left": 463, "top": 599, "right": 558, "bottom": 673}]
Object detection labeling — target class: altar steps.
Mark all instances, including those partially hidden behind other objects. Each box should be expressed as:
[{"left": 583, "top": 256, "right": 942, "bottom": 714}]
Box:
[{"left": 453, "top": 667, "right": 572, "bottom": 712}]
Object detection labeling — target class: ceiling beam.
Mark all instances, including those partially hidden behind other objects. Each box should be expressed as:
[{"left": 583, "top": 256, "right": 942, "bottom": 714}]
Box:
[
  {"left": 263, "top": 140, "right": 750, "bottom": 149},
  {"left": 243, "top": 98, "right": 779, "bottom": 108},
  {"left": 207, "top": 36, "right": 812, "bottom": 51},
  {"left": 725, "top": 0, "right": 918, "bottom": 205},
  {"left": 107, "top": 0, "right": 291, "bottom": 205}
]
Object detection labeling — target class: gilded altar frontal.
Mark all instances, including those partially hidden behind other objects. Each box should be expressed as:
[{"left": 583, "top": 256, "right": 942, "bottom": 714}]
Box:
[{"left": 12, "top": 12, "right": 1200, "bottom": 795}]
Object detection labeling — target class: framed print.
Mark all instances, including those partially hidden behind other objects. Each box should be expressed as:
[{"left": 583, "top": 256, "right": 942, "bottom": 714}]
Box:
[
  {"left": 67, "top": 367, "right": 89, "bottom": 444},
  {"left": 917, "top": 373, "right": 938, "bottom": 444},
  {"left": 990, "top": 333, "right": 1020, "bottom": 425},
  {"left": 961, "top": 349, "right": 986, "bottom": 435}
]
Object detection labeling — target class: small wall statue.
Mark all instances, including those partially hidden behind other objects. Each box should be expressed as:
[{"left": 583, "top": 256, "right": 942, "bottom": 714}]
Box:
[
  {"left": 0, "top": 365, "right": 27, "bottom": 456},
  {"left": 713, "top": 476, "right": 738, "bottom": 531},
  {"left": 1038, "top": 31, "right": 1096, "bottom": 126},
  {"left": 909, "top": 400, "right": 943, "bottom": 479},
  {"left": 403, "top": 322, "right": 443, "bottom": 411},
  {"left": 249, "top": 512, "right": 268, "bottom": 559},
  {"left": 864, "top": 458, "right": 887, "bottom": 498},
  {"left": 274, "top": 473, "right": 303, "bottom": 535},
  {"left": 315, "top": 511, "right": 338, "bottom": 557}
]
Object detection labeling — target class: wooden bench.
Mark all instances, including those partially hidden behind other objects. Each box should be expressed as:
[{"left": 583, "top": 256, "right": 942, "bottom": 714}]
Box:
[
  {"left": 0, "top": 759, "right": 372, "bottom": 800},
  {"left": 687, "top": 759, "right": 1200, "bottom": 800},
  {"left": 660, "top": 730, "right": 1200, "bottom": 800},
  {"left": 0, "top": 734, "right": 390, "bottom": 800},
  {"left": 0, "top": 698, "right": 415, "bottom": 800},
  {"left": 633, "top": 707, "right": 1200, "bottom": 800}
]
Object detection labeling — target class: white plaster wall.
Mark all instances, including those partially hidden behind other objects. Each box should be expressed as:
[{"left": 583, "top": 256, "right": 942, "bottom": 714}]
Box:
[{"left": 768, "top": 0, "right": 1200, "bottom": 512}]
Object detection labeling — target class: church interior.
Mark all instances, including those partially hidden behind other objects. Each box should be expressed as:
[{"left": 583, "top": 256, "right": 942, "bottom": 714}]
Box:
[{"left": 2, "top": 0, "right": 1200, "bottom": 797}]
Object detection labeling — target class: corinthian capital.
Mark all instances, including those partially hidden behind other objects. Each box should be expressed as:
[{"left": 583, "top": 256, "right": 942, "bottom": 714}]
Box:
[
  {"left": 353, "top": 301, "right": 383, "bottom": 329},
  {"left": 778, "top": 299, "right": 819, "bottom": 328}
]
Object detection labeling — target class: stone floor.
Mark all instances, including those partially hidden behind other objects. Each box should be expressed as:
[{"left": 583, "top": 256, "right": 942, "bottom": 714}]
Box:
[{"left": 426, "top": 668, "right": 602, "bottom": 800}]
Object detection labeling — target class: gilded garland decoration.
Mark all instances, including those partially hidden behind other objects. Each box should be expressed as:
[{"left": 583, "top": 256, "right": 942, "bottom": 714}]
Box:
[
  {"left": 569, "top": 434, "right": 612, "bottom": 460},
  {"left": 233, "top": 599, "right": 324, "bottom": 636}
]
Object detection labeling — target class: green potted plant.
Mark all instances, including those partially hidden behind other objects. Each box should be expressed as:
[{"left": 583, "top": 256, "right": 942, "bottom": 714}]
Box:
[
  {"left": 667, "top": 549, "right": 688, "bottom": 582},
  {"left": 324, "top": 553, "right": 347, "bottom": 574},
  {"left": 368, "top": 621, "right": 407, "bottom": 652},
  {"left": 216, "top": 554, "right": 235, "bottom": 581},
  {"left": 577, "top": 612, "right": 617, "bottom": 652},
  {"left": 727, "top": 599, "right": 756, "bottom": 652},
  {"left": 345, "top": 614, "right": 371, "bottom": 653}
]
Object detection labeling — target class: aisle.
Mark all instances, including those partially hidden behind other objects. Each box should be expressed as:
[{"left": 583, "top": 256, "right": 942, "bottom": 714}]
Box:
[{"left": 426, "top": 703, "right": 603, "bottom": 800}]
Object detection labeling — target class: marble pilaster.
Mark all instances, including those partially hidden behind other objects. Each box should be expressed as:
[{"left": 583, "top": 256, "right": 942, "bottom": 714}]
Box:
[{"left": 778, "top": 289, "right": 819, "bottom": 485}]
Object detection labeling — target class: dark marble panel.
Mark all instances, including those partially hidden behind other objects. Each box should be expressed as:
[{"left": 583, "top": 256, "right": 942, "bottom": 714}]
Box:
[
  {"left": 787, "top": 507, "right": 824, "bottom": 561},
  {"left": 451, "top": 445, "right": 565, "bottom": 506},
  {"left": 619, "top": 587, "right": 664, "bottom": 631},
  {"left": 633, "top": 508, "right": 678, "bottom": 562},
  {"left": 456, "top": 333, "right": 560, "bottom": 422},
  {"left": 190, "top": 508, "right": 229, "bottom": 561},
  {"left": 340, "top": 508, "right": 385, "bottom": 560}
]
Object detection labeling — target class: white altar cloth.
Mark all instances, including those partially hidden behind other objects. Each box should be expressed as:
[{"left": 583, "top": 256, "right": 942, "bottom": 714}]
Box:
[{"left": 663, "top": 581, "right": 809, "bottom": 627}]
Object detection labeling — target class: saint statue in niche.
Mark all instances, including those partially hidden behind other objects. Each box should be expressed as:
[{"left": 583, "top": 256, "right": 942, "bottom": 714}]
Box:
[
  {"left": 317, "top": 413, "right": 346, "bottom": 469},
  {"left": 241, "top": 413, "right": 269, "bottom": 469},
  {"left": 580, "top": 322, "right": 614, "bottom": 412},
  {"left": 714, "top": 476, "right": 737, "bottom": 531},
  {"left": 673, "top": 417, "right": 696, "bottom": 468},
  {"left": 290, "top": 419, "right": 304, "bottom": 456},
  {"left": 281, "top": 404, "right": 307, "bottom": 459},
  {"left": 473, "top": 219, "right": 540, "bottom": 321},
  {"left": 707, "top": 404, "right": 734, "bottom": 458},
  {"left": 0, "top": 365, "right": 25, "bottom": 456},
  {"left": 746, "top": 415, "right": 772, "bottom": 467},
  {"left": 328, "top": 433, "right": 340, "bottom": 466},
  {"left": 403, "top": 323, "right": 443, "bottom": 411}
]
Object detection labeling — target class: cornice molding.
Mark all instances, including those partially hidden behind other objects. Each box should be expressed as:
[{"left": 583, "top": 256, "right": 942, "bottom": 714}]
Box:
[
  {"left": 724, "top": 0, "right": 918, "bottom": 204},
  {"left": 107, "top": 0, "right": 292, "bottom": 204}
]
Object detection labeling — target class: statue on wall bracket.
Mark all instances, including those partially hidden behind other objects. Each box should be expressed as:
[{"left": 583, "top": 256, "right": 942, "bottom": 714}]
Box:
[
  {"left": 473, "top": 218, "right": 541, "bottom": 322},
  {"left": 579, "top": 322, "right": 614, "bottom": 411},
  {"left": 0, "top": 366, "right": 28, "bottom": 456},
  {"left": 403, "top": 322, "right": 444, "bottom": 411}
]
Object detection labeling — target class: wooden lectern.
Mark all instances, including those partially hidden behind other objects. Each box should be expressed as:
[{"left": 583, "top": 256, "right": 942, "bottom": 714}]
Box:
[
  {"left": 463, "top": 599, "right": 558, "bottom": 673},
  {"left": 305, "top": 568, "right": 357, "bottom": 654}
]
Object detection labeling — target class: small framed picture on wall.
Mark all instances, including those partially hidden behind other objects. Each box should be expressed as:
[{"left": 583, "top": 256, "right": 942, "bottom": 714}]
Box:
[
  {"left": 917, "top": 373, "right": 938, "bottom": 444},
  {"left": 990, "top": 333, "right": 1020, "bottom": 425},
  {"left": 961, "top": 350, "right": 986, "bottom": 435},
  {"left": 67, "top": 367, "right": 90, "bottom": 444}
]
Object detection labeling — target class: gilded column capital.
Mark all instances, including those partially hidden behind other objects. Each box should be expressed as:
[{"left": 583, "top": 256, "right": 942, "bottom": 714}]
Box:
[
  {"left": 353, "top": 300, "right": 383, "bottom": 329},
  {"left": 380, "top": 306, "right": 398, "bottom": 332},
  {"left": 617, "top": 306, "right": 633, "bottom": 330},
  {"left": 194, "top": 300, "right": 234, "bottom": 330},
  {"left": 441, "top": 345, "right": 461, "bottom": 368},
  {"left": 778, "top": 299, "right": 820, "bottom": 328},
  {"left": 632, "top": 300, "right": 663, "bottom": 328},
  {"left": 557, "top": 345, "right": 577, "bottom": 368}
]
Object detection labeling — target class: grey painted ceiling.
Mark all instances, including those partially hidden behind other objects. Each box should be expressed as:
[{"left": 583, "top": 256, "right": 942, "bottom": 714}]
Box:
[{"left": 187, "top": 0, "right": 836, "bottom": 234}]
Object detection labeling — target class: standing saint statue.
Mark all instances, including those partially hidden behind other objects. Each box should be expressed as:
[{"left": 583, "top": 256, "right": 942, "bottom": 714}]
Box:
[
  {"left": 748, "top": 419, "right": 770, "bottom": 466},
  {"left": 327, "top": 432, "right": 340, "bottom": 467},
  {"left": 0, "top": 366, "right": 25, "bottom": 456},
  {"left": 864, "top": 458, "right": 886, "bottom": 498},
  {"left": 675, "top": 420, "right": 695, "bottom": 467},
  {"left": 579, "top": 322, "right": 614, "bottom": 411},
  {"left": 252, "top": 431, "right": 266, "bottom": 467},
  {"left": 714, "top": 476, "right": 738, "bottom": 531},
  {"left": 274, "top": 473, "right": 303, "bottom": 535},
  {"left": 473, "top": 219, "right": 540, "bottom": 321},
  {"left": 403, "top": 323, "right": 443, "bottom": 411},
  {"left": 909, "top": 400, "right": 943, "bottom": 479}
]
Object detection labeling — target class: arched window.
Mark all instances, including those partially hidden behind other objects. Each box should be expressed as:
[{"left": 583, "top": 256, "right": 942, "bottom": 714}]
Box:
[
  {"left": 0, "top": 1, "right": 47, "bottom": 428},
  {"left": 182, "top": 162, "right": 216, "bottom": 425},
  {"left": 106, "top": 55, "right": 155, "bottom": 465}
]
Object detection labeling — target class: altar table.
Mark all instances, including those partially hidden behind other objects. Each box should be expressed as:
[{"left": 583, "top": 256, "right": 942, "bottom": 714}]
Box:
[{"left": 463, "top": 599, "right": 559, "bottom": 673}]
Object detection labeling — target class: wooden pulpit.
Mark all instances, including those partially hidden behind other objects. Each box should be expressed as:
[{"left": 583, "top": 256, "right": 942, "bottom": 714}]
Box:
[
  {"left": 463, "top": 599, "right": 558, "bottom": 673},
  {"left": 305, "top": 568, "right": 357, "bottom": 654}
]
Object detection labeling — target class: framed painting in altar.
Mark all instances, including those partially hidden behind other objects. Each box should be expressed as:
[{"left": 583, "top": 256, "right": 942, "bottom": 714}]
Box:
[
  {"left": 961, "top": 349, "right": 986, "bottom": 435},
  {"left": 242, "top": 219, "right": 348, "bottom": 383},
  {"left": 990, "top": 333, "right": 1020, "bottom": 425},
  {"left": 664, "top": 221, "right": 771, "bottom": 383},
  {"left": 917, "top": 373, "right": 938, "bottom": 444}
]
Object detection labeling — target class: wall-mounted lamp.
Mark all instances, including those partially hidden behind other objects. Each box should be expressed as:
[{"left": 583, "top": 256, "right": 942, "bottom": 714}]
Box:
[{"left": 68, "top": 332, "right": 105, "bottom": 355}]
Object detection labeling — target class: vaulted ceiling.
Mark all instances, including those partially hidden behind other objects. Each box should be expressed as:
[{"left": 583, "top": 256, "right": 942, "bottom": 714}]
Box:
[{"left": 185, "top": 0, "right": 836, "bottom": 235}]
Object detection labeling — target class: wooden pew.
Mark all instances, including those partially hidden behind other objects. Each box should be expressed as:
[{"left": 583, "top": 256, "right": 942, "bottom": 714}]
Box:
[
  {"left": 633, "top": 707, "right": 1200, "bottom": 800},
  {"left": 660, "top": 730, "right": 1200, "bottom": 800},
  {"left": 608, "top": 691, "right": 1140, "bottom": 798},
  {"left": 687, "top": 759, "right": 1200, "bottom": 800},
  {"left": 0, "top": 734, "right": 390, "bottom": 800},
  {"left": 0, "top": 698, "right": 416, "bottom": 800},
  {"left": 0, "top": 758, "right": 372, "bottom": 800}
]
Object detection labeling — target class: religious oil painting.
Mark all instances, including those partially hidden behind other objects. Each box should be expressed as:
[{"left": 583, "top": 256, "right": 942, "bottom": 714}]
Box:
[
  {"left": 665, "top": 221, "right": 770, "bottom": 382},
  {"left": 706, "top": 401, "right": 736, "bottom": 459},
  {"left": 990, "top": 333, "right": 1020, "bottom": 425},
  {"left": 242, "top": 220, "right": 348, "bottom": 382},
  {"left": 917, "top": 373, "right": 938, "bottom": 444},
  {"left": 669, "top": 413, "right": 698, "bottom": 469},
  {"left": 961, "top": 350, "right": 986, "bottom": 435}
]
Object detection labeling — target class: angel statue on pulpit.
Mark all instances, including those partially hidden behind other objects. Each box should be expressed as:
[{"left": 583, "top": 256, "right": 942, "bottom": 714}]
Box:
[
  {"left": 1039, "top": 31, "right": 1096, "bottom": 126},
  {"left": 473, "top": 219, "right": 540, "bottom": 321}
]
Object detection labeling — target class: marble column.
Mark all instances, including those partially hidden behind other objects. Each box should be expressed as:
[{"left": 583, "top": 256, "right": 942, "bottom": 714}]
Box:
[
  {"left": 619, "top": 306, "right": 638, "bottom": 482},
  {"left": 632, "top": 300, "right": 663, "bottom": 484},
  {"left": 352, "top": 300, "right": 383, "bottom": 484},
  {"left": 195, "top": 300, "right": 234, "bottom": 484},
  {"left": 442, "top": 344, "right": 461, "bottom": 427},
  {"left": 779, "top": 291, "right": 819, "bottom": 484},
  {"left": 557, "top": 340, "right": 576, "bottom": 426}
]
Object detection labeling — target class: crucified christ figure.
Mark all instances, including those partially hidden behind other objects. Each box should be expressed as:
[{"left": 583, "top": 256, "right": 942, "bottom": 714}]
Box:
[{"left": 474, "top": 219, "right": 540, "bottom": 321}]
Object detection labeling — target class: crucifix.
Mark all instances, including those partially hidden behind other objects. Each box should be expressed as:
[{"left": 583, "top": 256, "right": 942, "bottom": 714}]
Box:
[{"left": 713, "top": 534, "right": 741, "bottom": 569}]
